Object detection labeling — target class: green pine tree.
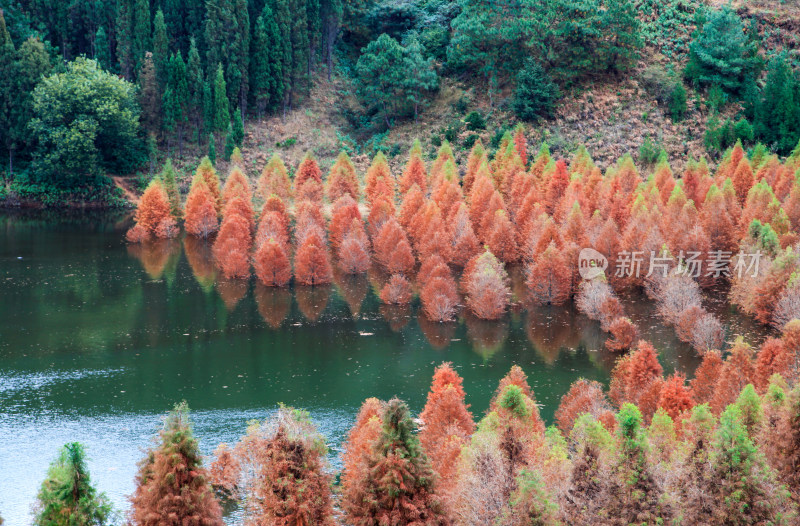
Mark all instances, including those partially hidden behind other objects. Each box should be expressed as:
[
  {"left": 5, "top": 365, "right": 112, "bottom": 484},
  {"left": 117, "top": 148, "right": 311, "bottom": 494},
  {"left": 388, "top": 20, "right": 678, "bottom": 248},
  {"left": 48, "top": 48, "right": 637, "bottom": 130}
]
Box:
[
  {"left": 186, "top": 38, "right": 203, "bottom": 136},
  {"left": 223, "top": 124, "right": 235, "bottom": 161},
  {"left": 600, "top": 0, "right": 642, "bottom": 73},
  {"left": 152, "top": 9, "right": 169, "bottom": 88},
  {"left": 231, "top": 107, "right": 244, "bottom": 149},
  {"left": 33, "top": 443, "right": 112, "bottom": 526},
  {"left": 132, "top": 0, "right": 151, "bottom": 74},
  {"left": 684, "top": 6, "right": 761, "bottom": 95},
  {"left": 0, "top": 11, "right": 17, "bottom": 175},
  {"left": 213, "top": 63, "right": 230, "bottom": 140},
  {"left": 402, "top": 32, "right": 438, "bottom": 121},
  {"left": 115, "top": 0, "right": 134, "bottom": 79},
  {"left": 754, "top": 52, "right": 800, "bottom": 155},
  {"left": 208, "top": 131, "right": 217, "bottom": 165},
  {"left": 94, "top": 26, "right": 112, "bottom": 71},
  {"left": 159, "top": 158, "right": 181, "bottom": 216},
  {"left": 250, "top": 2, "right": 284, "bottom": 116}
]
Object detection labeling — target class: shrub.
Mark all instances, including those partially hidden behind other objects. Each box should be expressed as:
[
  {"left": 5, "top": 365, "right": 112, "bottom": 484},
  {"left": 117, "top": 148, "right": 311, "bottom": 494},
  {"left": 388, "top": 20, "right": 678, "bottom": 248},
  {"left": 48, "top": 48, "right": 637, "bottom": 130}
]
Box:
[
  {"left": 464, "top": 111, "right": 486, "bottom": 131},
  {"left": 669, "top": 82, "right": 687, "bottom": 122}
]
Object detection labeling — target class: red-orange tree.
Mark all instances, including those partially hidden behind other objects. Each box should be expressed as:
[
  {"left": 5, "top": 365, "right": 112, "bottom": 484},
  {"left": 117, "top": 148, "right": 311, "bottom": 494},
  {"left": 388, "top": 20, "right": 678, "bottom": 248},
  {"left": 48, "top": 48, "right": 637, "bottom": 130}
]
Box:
[
  {"left": 129, "top": 402, "right": 224, "bottom": 526},
  {"left": 347, "top": 398, "right": 449, "bottom": 525}
]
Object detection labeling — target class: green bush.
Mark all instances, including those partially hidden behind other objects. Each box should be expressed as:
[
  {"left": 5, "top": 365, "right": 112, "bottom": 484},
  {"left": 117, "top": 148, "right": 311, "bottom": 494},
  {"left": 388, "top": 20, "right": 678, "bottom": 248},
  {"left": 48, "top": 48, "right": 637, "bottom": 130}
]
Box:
[
  {"left": 29, "top": 58, "right": 145, "bottom": 189},
  {"left": 463, "top": 133, "right": 480, "bottom": 150},
  {"left": 512, "top": 59, "right": 560, "bottom": 121},
  {"left": 669, "top": 82, "right": 687, "bottom": 122},
  {"left": 734, "top": 118, "right": 754, "bottom": 144},
  {"left": 706, "top": 84, "right": 727, "bottom": 112},
  {"left": 705, "top": 116, "right": 754, "bottom": 155},
  {"left": 639, "top": 136, "right": 663, "bottom": 165},
  {"left": 464, "top": 111, "right": 486, "bottom": 131},
  {"left": 442, "top": 120, "right": 461, "bottom": 143}
]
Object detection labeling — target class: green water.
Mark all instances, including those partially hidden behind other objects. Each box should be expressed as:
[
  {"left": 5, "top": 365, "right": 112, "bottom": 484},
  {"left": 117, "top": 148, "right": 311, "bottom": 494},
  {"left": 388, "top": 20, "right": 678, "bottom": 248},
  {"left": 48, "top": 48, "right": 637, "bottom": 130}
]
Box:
[{"left": 0, "top": 212, "right": 771, "bottom": 524}]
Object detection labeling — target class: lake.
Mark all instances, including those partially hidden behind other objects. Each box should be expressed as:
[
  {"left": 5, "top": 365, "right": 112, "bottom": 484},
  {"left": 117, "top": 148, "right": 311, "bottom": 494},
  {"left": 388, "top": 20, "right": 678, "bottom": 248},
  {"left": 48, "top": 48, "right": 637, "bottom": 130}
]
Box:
[{"left": 0, "top": 211, "right": 772, "bottom": 524}]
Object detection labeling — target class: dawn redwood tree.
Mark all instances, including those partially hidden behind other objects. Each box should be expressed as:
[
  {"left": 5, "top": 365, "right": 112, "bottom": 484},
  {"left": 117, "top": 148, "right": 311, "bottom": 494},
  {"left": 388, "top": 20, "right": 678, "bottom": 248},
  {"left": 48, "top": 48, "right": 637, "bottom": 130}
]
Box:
[
  {"left": 326, "top": 151, "right": 359, "bottom": 202},
  {"left": 129, "top": 402, "right": 224, "bottom": 526},
  {"left": 562, "top": 414, "right": 616, "bottom": 523},
  {"left": 339, "top": 234, "right": 371, "bottom": 275},
  {"left": 213, "top": 204, "right": 252, "bottom": 279},
  {"left": 555, "top": 378, "right": 615, "bottom": 434},
  {"left": 184, "top": 177, "right": 219, "bottom": 238},
  {"left": 342, "top": 398, "right": 385, "bottom": 522},
  {"left": 253, "top": 238, "right": 292, "bottom": 287},
  {"left": 709, "top": 405, "right": 790, "bottom": 523},
  {"left": 374, "top": 219, "right": 415, "bottom": 274},
  {"left": 128, "top": 180, "right": 175, "bottom": 242},
  {"left": 711, "top": 340, "right": 756, "bottom": 414},
  {"left": 755, "top": 338, "right": 795, "bottom": 391},
  {"left": 419, "top": 364, "right": 475, "bottom": 499},
  {"left": 420, "top": 267, "right": 459, "bottom": 322},
  {"left": 612, "top": 404, "right": 673, "bottom": 523},
  {"left": 486, "top": 210, "right": 520, "bottom": 263},
  {"left": 527, "top": 242, "right": 571, "bottom": 305},
  {"left": 256, "top": 211, "right": 290, "bottom": 252},
  {"left": 294, "top": 232, "right": 333, "bottom": 286},
  {"left": 329, "top": 195, "right": 361, "bottom": 250},
  {"left": 658, "top": 373, "right": 695, "bottom": 423},
  {"left": 608, "top": 341, "right": 664, "bottom": 421},
  {"left": 195, "top": 157, "right": 223, "bottom": 213},
  {"left": 380, "top": 274, "right": 413, "bottom": 305},
  {"left": 462, "top": 249, "right": 510, "bottom": 320},
  {"left": 34, "top": 443, "right": 112, "bottom": 526},
  {"left": 349, "top": 398, "right": 449, "bottom": 525},
  {"left": 258, "top": 154, "right": 292, "bottom": 202},
  {"left": 606, "top": 317, "right": 639, "bottom": 351},
  {"left": 691, "top": 350, "right": 724, "bottom": 405}
]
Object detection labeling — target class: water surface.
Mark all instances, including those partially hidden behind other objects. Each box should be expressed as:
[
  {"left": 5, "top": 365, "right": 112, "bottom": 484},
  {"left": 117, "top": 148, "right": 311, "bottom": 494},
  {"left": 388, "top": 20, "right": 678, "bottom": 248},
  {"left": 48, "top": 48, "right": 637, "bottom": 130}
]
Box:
[{"left": 0, "top": 212, "right": 772, "bottom": 524}]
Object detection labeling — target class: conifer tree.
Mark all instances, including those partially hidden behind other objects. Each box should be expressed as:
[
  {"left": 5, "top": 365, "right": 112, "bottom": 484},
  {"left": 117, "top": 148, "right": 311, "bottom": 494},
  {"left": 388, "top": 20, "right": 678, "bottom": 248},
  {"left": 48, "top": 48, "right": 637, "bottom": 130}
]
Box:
[
  {"left": 152, "top": 9, "right": 169, "bottom": 87},
  {"left": 116, "top": 0, "right": 134, "bottom": 79},
  {"left": 131, "top": 0, "right": 151, "bottom": 74},
  {"left": 94, "top": 26, "right": 112, "bottom": 71},
  {"left": 250, "top": 2, "right": 284, "bottom": 116},
  {"left": 349, "top": 398, "right": 448, "bottom": 525},
  {"left": 213, "top": 63, "right": 230, "bottom": 146},
  {"left": 34, "top": 443, "right": 112, "bottom": 526},
  {"left": 130, "top": 402, "right": 224, "bottom": 525}
]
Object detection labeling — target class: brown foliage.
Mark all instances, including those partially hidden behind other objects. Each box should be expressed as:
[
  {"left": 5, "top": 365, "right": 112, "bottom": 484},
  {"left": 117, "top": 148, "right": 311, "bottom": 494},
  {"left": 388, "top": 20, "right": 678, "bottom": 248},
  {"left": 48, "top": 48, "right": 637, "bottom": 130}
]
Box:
[
  {"left": 526, "top": 243, "right": 571, "bottom": 306},
  {"left": 184, "top": 179, "right": 219, "bottom": 238},
  {"left": 605, "top": 317, "right": 639, "bottom": 351},
  {"left": 380, "top": 274, "right": 413, "bottom": 304},
  {"left": 258, "top": 155, "right": 291, "bottom": 202},
  {"left": 658, "top": 373, "right": 694, "bottom": 423},
  {"left": 253, "top": 238, "right": 292, "bottom": 287},
  {"left": 294, "top": 232, "right": 332, "bottom": 286},
  {"left": 711, "top": 340, "right": 755, "bottom": 414},
  {"left": 129, "top": 404, "right": 224, "bottom": 526},
  {"left": 555, "top": 378, "right": 612, "bottom": 434},
  {"left": 690, "top": 350, "right": 724, "bottom": 405},
  {"left": 462, "top": 250, "right": 510, "bottom": 320},
  {"left": 132, "top": 181, "right": 172, "bottom": 239},
  {"left": 213, "top": 210, "right": 252, "bottom": 279},
  {"left": 755, "top": 338, "right": 795, "bottom": 391},
  {"left": 420, "top": 270, "right": 459, "bottom": 322}
]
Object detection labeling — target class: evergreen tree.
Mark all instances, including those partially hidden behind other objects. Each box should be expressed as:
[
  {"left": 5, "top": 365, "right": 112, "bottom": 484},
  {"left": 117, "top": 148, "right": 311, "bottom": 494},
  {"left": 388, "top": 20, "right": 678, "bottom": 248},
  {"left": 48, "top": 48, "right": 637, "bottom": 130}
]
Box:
[
  {"left": 402, "top": 33, "right": 438, "bottom": 121},
  {"left": 208, "top": 131, "right": 217, "bottom": 165},
  {"left": 94, "top": 26, "right": 112, "bottom": 71},
  {"left": 321, "top": 0, "right": 343, "bottom": 79},
  {"left": 307, "top": 0, "right": 321, "bottom": 74},
  {"left": 223, "top": 124, "right": 235, "bottom": 161},
  {"left": 203, "top": 77, "right": 215, "bottom": 134},
  {"left": 600, "top": 0, "right": 642, "bottom": 73},
  {"left": 684, "top": 6, "right": 761, "bottom": 95},
  {"left": 9, "top": 36, "right": 52, "bottom": 173},
  {"left": 349, "top": 398, "right": 448, "bottom": 524},
  {"left": 115, "top": 0, "right": 134, "bottom": 79},
  {"left": 274, "top": 0, "right": 293, "bottom": 115},
  {"left": 289, "top": 0, "right": 310, "bottom": 107},
  {"left": 159, "top": 158, "right": 182, "bottom": 217},
  {"left": 139, "top": 52, "right": 161, "bottom": 135},
  {"left": 512, "top": 58, "right": 560, "bottom": 120},
  {"left": 355, "top": 33, "right": 408, "bottom": 128},
  {"left": 163, "top": 52, "right": 190, "bottom": 157},
  {"left": 186, "top": 38, "right": 204, "bottom": 137},
  {"left": 231, "top": 107, "right": 244, "bottom": 149},
  {"left": 250, "top": 2, "right": 284, "bottom": 116},
  {"left": 152, "top": 9, "right": 169, "bottom": 88},
  {"left": 546, "top": 0, "right": 604, "bottom": 82},
  {"left": 754, "top": 52, "right": 800, "bottom": 155},
  {"left": 130, "top": 402, "right": 224, "bottom": 525},
  {"left": 132, "top": 0, "right": 151, "bottom": 74},
  {"left": 213, "top": 63, "right": 230, "bottom": 142},
  {"left": 230, "top": 0, "right": 250, "bottom": 112},
  {"left": 0, "top": 13, "right": 17, "bottom": 175},
  {"left": 33, "top": 443, "right": 112, "bottom": 526}
]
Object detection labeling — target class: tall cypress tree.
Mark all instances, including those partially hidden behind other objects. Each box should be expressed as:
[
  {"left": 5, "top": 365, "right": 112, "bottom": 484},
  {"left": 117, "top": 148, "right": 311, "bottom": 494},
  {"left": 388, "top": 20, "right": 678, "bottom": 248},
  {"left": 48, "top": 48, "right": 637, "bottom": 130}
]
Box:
[
  {"left": 250, "top": 2, "right": 284, "bottom": 116},
  {"left": 152, "top": 9, "right": 169, "bottom": 88},
  {"left": 132, "top": 0, "right": 151, "bottom": 74},
  {"left": 0, "top": 11, "right": 16, "bottom": 175},
  {"left": 274, "top": 0, "right": 293, "bottom": 116},
  {"left": 213, "top": 63, "right": 230, "bottom": 144},
  {"left": 307, "top": 0, "right": 321, "bottom": 74},
  {"left": 186, "top": 38, "right": 203, "bottom": 137},
  {"left": 231, "top": 0, "right": 250, "bottom": 113},
  {"left": 289, "top": 0, "right": 310, "bottom": 107},
  {"left": 116, "top": 0, "right": 134, "bottom": 79},
  {"left": 163, "top": 52, "right": 190, "bottom": 157},
  {"left": 94, "top": 26, "right": 112, "bottom": 71}
]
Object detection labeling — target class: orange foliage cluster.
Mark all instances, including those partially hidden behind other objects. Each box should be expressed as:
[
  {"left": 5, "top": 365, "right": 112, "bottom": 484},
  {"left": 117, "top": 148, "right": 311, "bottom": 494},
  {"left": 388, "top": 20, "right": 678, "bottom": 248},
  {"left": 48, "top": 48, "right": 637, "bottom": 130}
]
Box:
[
  {"left": 127, "top": 180, "right": 176, "bottom": 242},
  {"left": 461, "top": 249, "right": 510, "bottom": 320}
]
